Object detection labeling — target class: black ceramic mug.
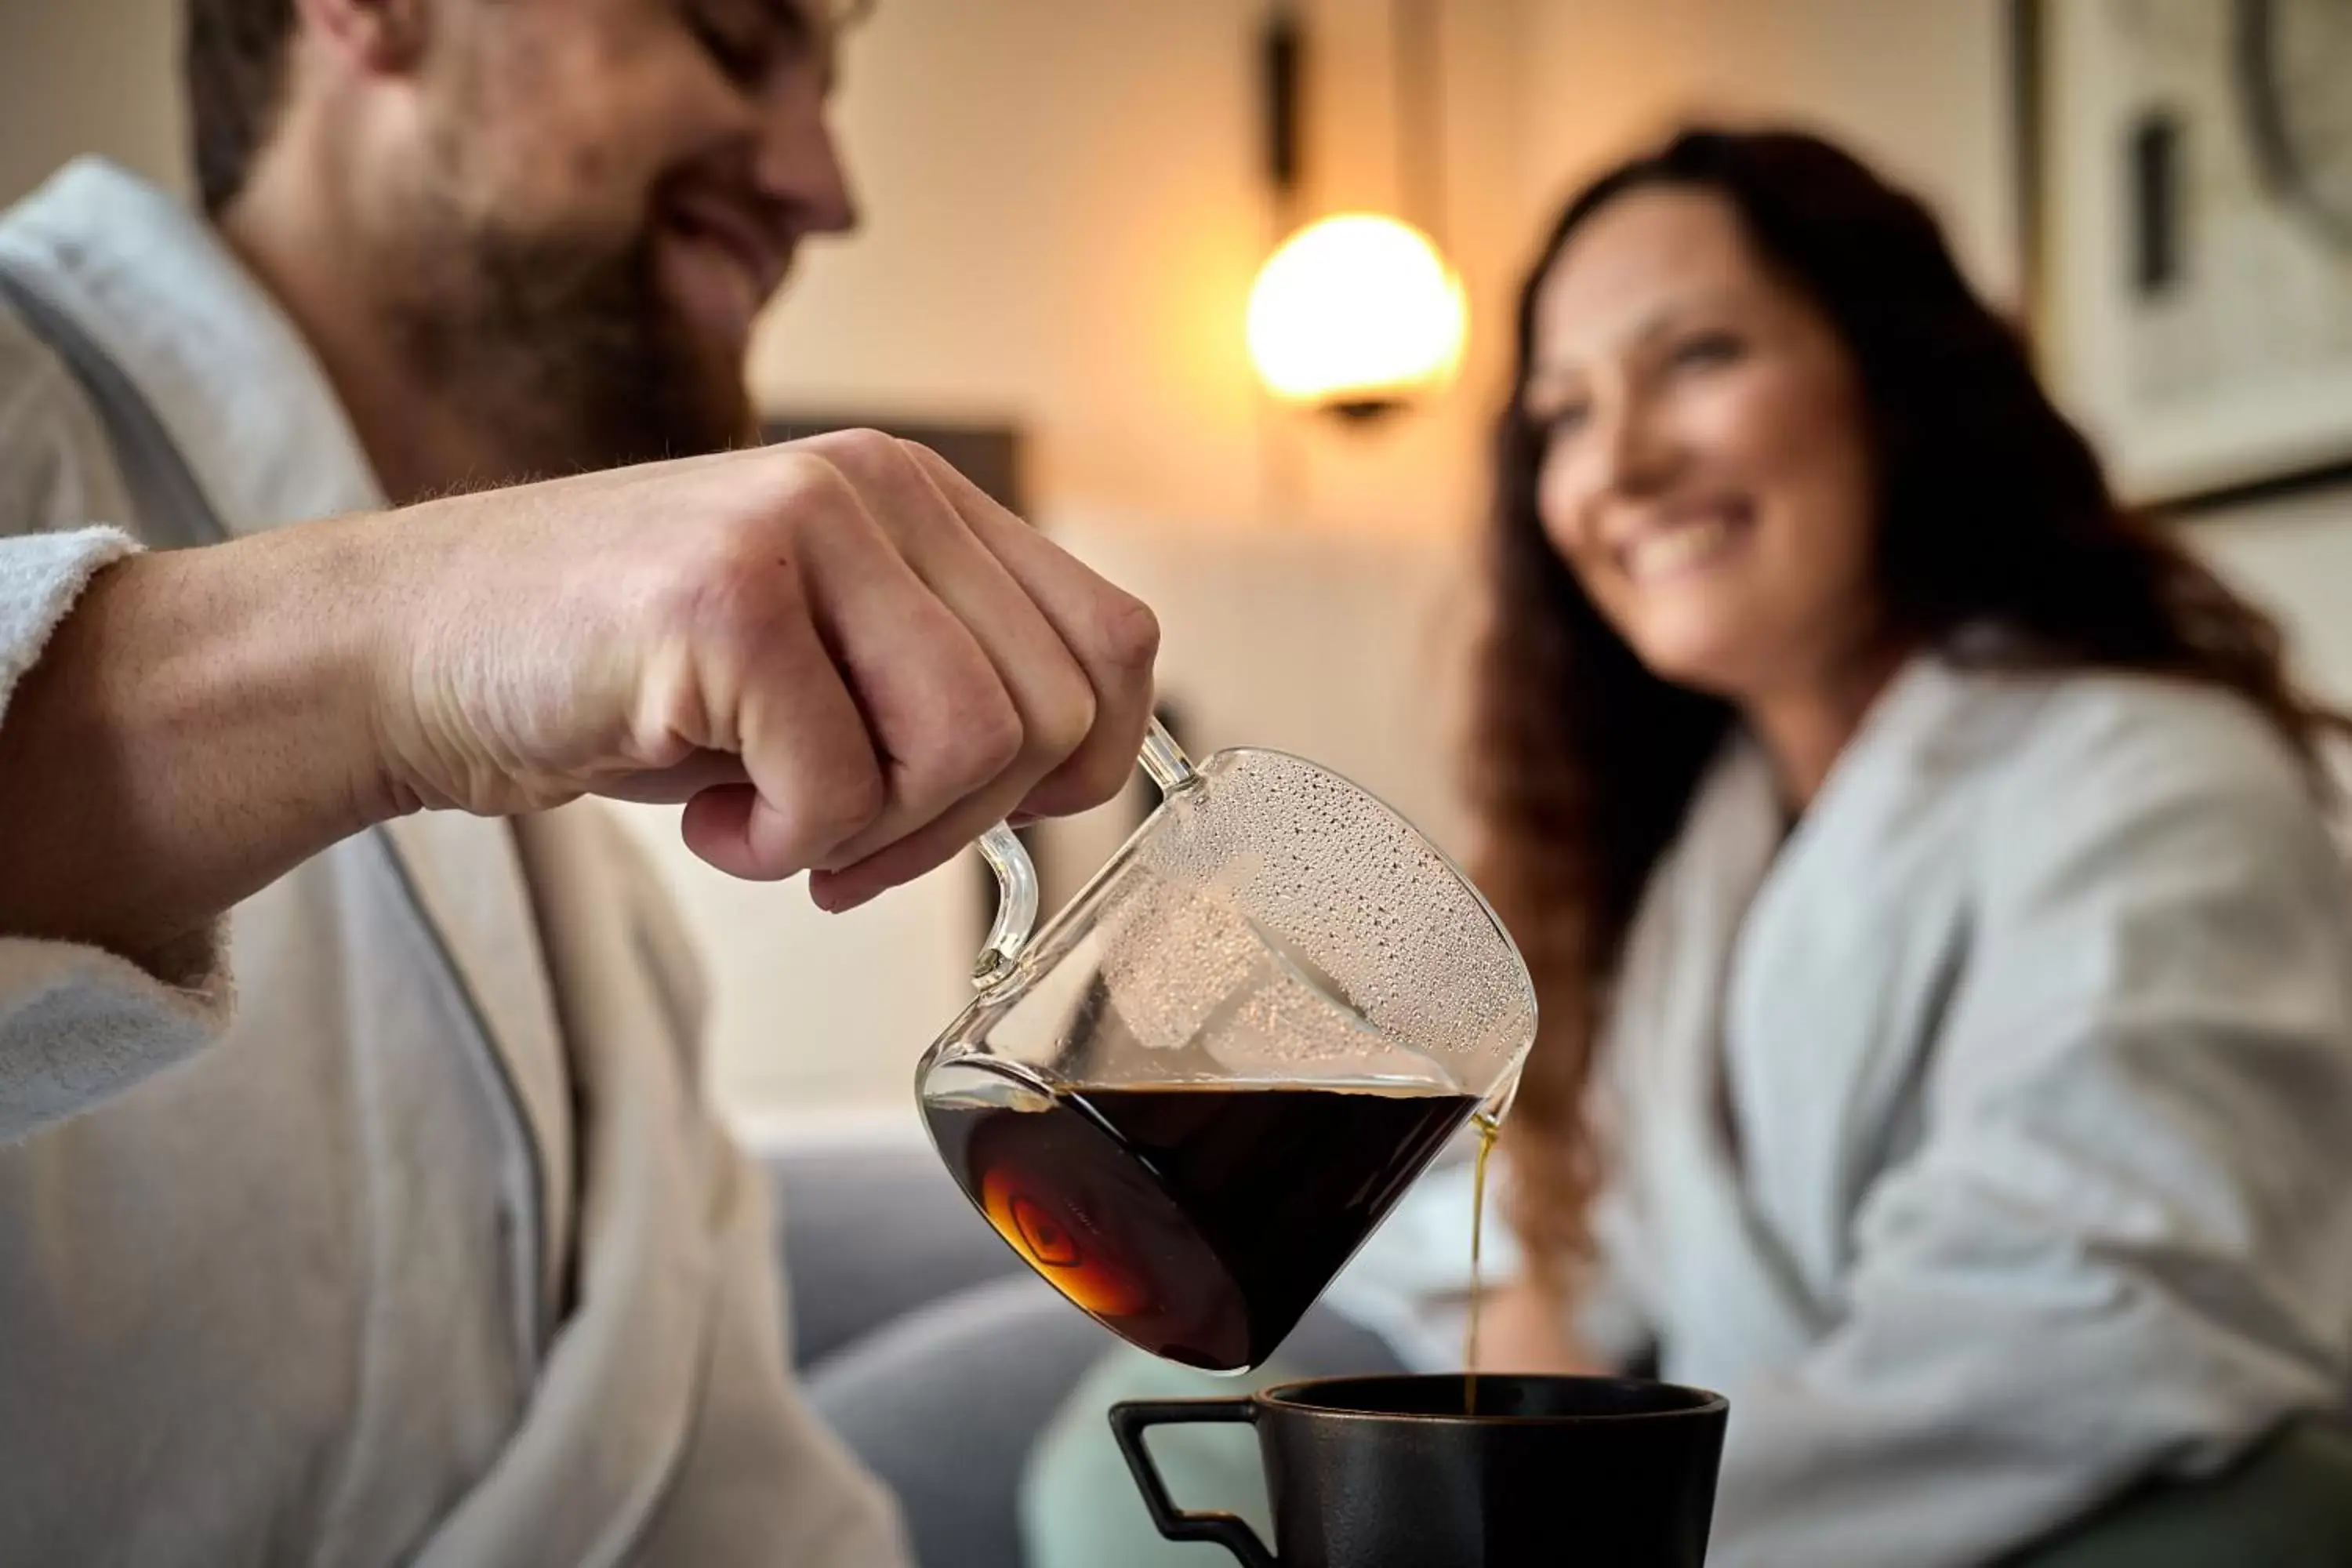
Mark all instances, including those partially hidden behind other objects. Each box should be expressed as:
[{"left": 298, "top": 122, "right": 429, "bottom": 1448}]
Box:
[{"left": 1110, "top": 1373, "right": 1728, "bottom": 1568}]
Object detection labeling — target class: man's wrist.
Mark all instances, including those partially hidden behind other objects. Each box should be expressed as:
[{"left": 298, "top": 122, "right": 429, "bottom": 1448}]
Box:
[
  {"left": 277, "top": 514, "right": 423, "bottom": 833},
  {"left": 0, "top": 519, "right": 413, "bottom": 956}
]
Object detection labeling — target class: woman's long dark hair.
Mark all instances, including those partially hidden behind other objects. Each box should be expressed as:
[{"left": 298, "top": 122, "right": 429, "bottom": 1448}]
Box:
[{"left": 1470, "top": 127, "right": 2343, "bottom": 1287}]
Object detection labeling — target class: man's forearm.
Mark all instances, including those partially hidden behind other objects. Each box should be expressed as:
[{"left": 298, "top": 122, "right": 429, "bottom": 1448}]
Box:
[
  {"left": 0, "top": 436, "right": 1166, "bottom": 963},
  {"left": 0, "top": 520, "right": 400, "bottom": 964}
]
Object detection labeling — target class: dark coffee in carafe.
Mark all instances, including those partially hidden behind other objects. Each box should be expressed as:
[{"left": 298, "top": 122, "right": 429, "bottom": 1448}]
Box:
[{"left": 924, "top": 1082, "right": 1476, "bottom": 1371}]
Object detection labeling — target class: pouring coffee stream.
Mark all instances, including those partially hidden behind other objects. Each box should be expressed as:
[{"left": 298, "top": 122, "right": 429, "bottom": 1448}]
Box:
[
  {"left": 1465, "top": 1110, "right": 1500, "bottom": 1414},
  {"left": 918, "top": 717, "right": 1539, "bottom": 1387}
]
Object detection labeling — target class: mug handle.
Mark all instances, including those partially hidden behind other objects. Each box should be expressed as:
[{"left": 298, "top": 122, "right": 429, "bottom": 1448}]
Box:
[
  {"left": 971, "top": 715, "right": 1199, "bottom": 988},
  {"left": 1108, "top": 1399, "right": 1277, "bottom": 1568}
]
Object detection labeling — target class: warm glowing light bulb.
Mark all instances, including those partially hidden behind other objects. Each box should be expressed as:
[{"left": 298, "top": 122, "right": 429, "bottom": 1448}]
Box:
[{"left": 1246, "top": 213, "right": 1468, "bottom": 413}]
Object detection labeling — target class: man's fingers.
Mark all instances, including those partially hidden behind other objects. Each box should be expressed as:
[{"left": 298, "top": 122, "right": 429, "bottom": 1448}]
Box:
[
  {"left": 686, "top": 545, "right": 886, "bottom": 879},
  {"left": 595, "top": 750, "right": 750, "bottom": 805},
  {"left": 659, "top": 435, "right": 1161, "bottom": 902},
  {"left": 781, "top": 463, "right": 1029, "bottom": 873},
  {"left": 903, "top": 446, "right": 1160, "bottom": 818},
  {"left": 801, "top": 434, "right": 1097, "bottom": 872},
  {"left": 808, "top": 757, "right": 1048, "bottom": 912}
]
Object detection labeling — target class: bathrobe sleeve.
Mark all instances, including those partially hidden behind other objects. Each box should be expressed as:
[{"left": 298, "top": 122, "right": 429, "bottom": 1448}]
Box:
[
  {"left": 2, "top": 320, "right": 235, "bottom": 1141},
  {"left": 0, "top": 528, "right": 233, "bottom": 1143},
  {"left": 1708, "top": 684, "right": 2352, "bottom": 1566}
]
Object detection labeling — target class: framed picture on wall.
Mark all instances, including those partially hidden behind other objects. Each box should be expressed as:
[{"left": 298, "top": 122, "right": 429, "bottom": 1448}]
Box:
[{"left": 2013, "top": 0, "right": 2352, "bottom": 508}]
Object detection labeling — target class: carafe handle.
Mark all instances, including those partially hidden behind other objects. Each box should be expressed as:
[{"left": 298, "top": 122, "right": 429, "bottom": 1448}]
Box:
[{"left": 971, "top": 715, "right": 1198, "bottom": 988}]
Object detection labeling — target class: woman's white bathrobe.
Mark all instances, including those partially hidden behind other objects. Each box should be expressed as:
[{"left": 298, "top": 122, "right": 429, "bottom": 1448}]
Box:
[
  {"left": 0, "top": 161, "right": 907, "bottom": 1566},
  {"left": 1590, "top": 653, "right": 2352, "bottom": 1564}
]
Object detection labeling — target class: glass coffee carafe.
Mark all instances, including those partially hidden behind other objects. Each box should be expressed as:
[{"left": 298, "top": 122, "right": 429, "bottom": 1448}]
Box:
[{"left": 916, "top": 719, "right": 1537, "bottom": 1373}]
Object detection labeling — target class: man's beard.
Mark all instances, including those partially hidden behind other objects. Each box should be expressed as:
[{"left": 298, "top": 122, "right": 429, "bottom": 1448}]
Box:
[{"left": 386, "top": 209, "right": 758, "bottom": 485}]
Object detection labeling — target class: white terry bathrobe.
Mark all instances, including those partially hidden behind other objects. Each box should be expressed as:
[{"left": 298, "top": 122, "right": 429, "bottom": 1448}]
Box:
[
  {"left": 0, "top": 160, "right": 909, "bottom": 1566},
  {"left": 1586, "top": 652, "right": 2352, "bottom": 1564}
]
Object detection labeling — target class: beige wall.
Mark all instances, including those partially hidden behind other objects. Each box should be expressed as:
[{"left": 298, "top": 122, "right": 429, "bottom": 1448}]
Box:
[
  {"left": 0, "top": 0, "right": 184, "bottom": 207},
  {"left": 1510, "top": 0, "right": 2020, "bottom": 299},
  {"left": 9, "top": 0, "right": 2352, "bottom": 1126},
  {"left": 753, "top": 0, "right": 1526, "bottom": 542}
]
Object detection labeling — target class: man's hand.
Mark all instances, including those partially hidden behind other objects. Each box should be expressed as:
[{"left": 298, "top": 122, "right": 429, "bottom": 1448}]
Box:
[
  {"left": 376, "top": 431, "right": 1158, "bottom": 908},
  {"left": 0, "top": 434, "right": 1158, "bottom": 962}
]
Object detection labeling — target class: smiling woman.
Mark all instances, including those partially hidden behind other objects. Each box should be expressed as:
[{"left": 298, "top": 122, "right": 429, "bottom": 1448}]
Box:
[
  {"left": 1457, "top": 125, "right": 2352, "bottom": 1566},
  {"left": 1515, "top": 180, "right": 1890, "bottom": 804}
]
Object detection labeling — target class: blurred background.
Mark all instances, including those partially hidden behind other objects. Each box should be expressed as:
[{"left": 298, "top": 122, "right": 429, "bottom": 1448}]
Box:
[{"left": 7, "top": 0, "right": 2350, "bottom": 1137}]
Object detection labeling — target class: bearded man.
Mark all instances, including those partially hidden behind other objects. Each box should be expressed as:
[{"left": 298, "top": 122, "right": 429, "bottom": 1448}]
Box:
[{"left": 0, "top": 1, "right": 1157, "bottom": 1560}]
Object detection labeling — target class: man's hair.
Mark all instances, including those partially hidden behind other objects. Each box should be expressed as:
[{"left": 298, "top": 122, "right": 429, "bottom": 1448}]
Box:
[{"left": 184, "top": 0, "right": 297, "bottom": 216}]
